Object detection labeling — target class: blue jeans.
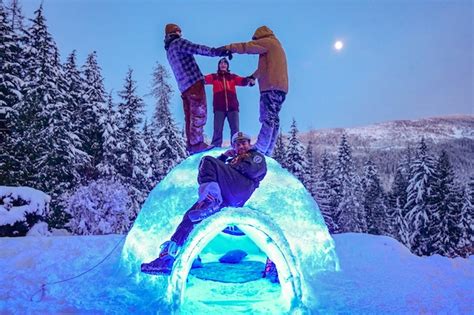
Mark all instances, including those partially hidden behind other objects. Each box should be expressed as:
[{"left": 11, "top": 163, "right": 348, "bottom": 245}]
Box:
[{"left": 254, "top": 90, "right": 286, "bottom": 156}]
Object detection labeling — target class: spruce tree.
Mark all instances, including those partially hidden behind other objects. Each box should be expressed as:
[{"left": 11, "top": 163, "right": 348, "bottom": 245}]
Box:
[
  {"left": 272, "top": 131, "right": 287, "bottom": 167},
  {"left": 430, "top": 151, "right": 464, "bottom": 257},
  {"left": 150, "top": 62, "right": 187, "bottom": 183},
  {"left": 314, "top": 151, "right": 338, "bottom": 233},
  {"left": 116, "top": 68, "right": 149, "bottom": 218},
  {"left": 388, "top": 166, "right": 410, "bottom": 243},
  {"left": 459, "top": 177, "right": 474, "bottom": 257},
  {"left": 304, "top": 141, "right": 317, "bottom": 196},
  {"left": 18, "top": 6, "right": 87, "bottom": 227},
  {"left": 334, "top": 134, "right": 365, "bottom": 232},
  {"left": 97, "top": 92, "right": 120, "bottom": 179},
  {"left": 285, "top": 118, "right": 308, "bottom": 183},
  {"left": 405, "top": 138, "right": 437, "bottom": 256},
  {"left": 80, "top": 51, "right": 107, "bottom": 180},
  {"left": 361, "top": 159, "right": 386, "bottom": 235},
  {"left": 16, "top": 5, "right": 61, "bottom": 189},
  {"left": 0, "top": 2, "right": 23, "bottom": 183},
  {"left": 63, "top": 50, "right": 85, "bottom": 135},
  {"left": 0, "top": 2, "right": 22, "bottom": 122}
]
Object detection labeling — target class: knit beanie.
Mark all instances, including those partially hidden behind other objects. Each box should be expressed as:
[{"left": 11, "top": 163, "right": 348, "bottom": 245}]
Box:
[{"left": 165, "top": 23, "right": 181, "bottom": 35}]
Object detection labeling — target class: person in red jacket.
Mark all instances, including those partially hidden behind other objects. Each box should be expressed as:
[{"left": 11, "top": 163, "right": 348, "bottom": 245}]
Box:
[{"left": 204, "top": 58, "right": 254, "bottom": 147}]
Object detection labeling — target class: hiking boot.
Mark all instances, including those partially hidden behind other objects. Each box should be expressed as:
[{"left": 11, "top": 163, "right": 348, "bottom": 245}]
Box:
[
  {"left": 141, "top": 255, "right": 175, "bottom": 275},
  {"left": 262, "top": 258, "right": 279, "bottom": 283},
  {"left": 140, "top": 240, "right": 179, "bottom": 275},
  {"left": 188, "top": 142, "right": 215, "bottom": 155},
  {"left": 187, "top": 195, "right": 221, "bottom": 222}
]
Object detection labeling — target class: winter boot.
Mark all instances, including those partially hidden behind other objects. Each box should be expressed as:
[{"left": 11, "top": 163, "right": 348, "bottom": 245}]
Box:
[
  {"left": 188, "top": 142, "right": 215, "bottom": 155},
  {"left": 141, "top": 240, "right": 179, "bottom": 275},
  {"left": 262, "top": 258, "right": 279, "bottom": 283},
  {"left": 187, "top": 194, "right": 221, "bottom": 223}
]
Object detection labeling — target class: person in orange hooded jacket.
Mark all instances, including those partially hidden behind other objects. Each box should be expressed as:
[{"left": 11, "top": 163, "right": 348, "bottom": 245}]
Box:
[
  {"left": 224, "top": 25, "right": 288, "bottom": 156},
  {"left": 204, "top": 58, "right": 253, "bottom": 147}
]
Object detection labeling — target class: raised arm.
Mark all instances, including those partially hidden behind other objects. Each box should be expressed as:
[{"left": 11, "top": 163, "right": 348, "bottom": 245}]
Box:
[
  {"left": 226, "top": 39, "right": 268, "bottom": 55},
  {"left": 177, "top": 38, "right": 222, "bottom": 57}
]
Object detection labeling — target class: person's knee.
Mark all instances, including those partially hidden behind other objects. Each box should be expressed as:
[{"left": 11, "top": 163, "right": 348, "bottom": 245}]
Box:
[
  {"left": 198, "top": 156, "right": 218, "bottom": 177},
  {"left": 201, "top": 156, "right": 217, "bottom": 165}
]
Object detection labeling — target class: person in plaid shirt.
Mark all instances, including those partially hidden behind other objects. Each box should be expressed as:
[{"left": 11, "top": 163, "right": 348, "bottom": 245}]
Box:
[{"left": 164, "top": 23, "right": 231, "bottom": 154}]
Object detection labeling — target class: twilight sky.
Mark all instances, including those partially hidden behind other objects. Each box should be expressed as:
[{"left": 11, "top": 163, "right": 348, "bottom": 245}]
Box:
[{"left": 19, "top": 0, "right": 473, "bottom": 137}]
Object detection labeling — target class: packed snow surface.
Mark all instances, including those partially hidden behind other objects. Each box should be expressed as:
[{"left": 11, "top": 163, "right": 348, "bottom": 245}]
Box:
[{"left": 1, "top": 233, "right": 472, "bottom": 314}]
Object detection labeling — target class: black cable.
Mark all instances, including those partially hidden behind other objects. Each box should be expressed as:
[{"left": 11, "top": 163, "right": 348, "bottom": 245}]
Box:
[{"left": 30, "top": 234, "right": 127, "bottom": 302}]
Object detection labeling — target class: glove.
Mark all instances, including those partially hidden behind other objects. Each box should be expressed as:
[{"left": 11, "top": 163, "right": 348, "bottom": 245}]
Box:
[
  {"left": 216, "top": 46, "right": 233, "bottom": 60},
  {"left": 246, "top": 75, "right": 256, "bottom": 86}
]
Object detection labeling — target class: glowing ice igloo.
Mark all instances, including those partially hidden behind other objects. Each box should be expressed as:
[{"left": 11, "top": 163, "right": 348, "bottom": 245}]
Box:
[{"left": 120, "top": 149, "right": 340, "bottom": 313}]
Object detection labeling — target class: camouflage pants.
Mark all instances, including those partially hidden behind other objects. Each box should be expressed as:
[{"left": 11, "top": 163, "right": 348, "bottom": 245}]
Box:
[
  {"left": 254, "top": 90, "right": 286, "bottom": 156},
  {"left": 182, "top": 80, "right": 207, "bottom": 146}
]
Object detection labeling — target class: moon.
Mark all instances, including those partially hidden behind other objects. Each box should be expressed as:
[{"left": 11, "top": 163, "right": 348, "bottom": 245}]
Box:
[{"left": 334, "top": 40, "right": 344, "bottom": 51}]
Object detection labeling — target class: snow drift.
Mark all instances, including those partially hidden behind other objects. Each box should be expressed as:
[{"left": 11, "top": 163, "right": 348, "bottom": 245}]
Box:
[{"left": 120, "top": 148, "right": 339, "bottom": 312}]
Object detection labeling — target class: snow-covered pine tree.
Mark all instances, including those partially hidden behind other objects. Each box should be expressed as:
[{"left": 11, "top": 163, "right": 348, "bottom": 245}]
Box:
[
  {"left": 80, "top": 51, "right": 107, "bottom": 180},
  {"left": 0, "top": 2, "right": 23, "bottom": 184},
  {"left": 361, "top": 159, "right": 386, "bottom": 235},
  {"left": 405, "top": 138, "right": 437, "bottom": 256},
  {"left": 304, "top": 140, "right": 317, "bottom": 196},
  {"left": 116, "top": 68, "right": 149, "bottom": 218},
  {"left": 13, "top": 5, "right": 59, "bottom": 188},
  {"left": 20, "top": 6, "right": 87, "bottom": 227},
  {"left": 150, "top": 62, "right": 187, "bottom": 183},
  {"left": 63, "top": 50, "right": 85, "bottom": 135},
  {"left": 459, "top": 176, "right": 474, "bottom": 257},
  {"left": 7, "top": 0, "right": 25, "bottom": 34},
  {"left": 285, "top": 118, "right": 308, "bottom": 183},
  {"left": 0, "top": 1, "right": 22, "bottom": 126},
  {"left": 97, "top": 92, "right": 120, "bottom": 179},
  {"left": 387, "top": 167, "right": 410, "bottom": 243},
  {"left": 272, "top": 131, "right": 287, "bottom": 167},
  {"left": 430, "top": 150, "right": 465, "bottom": 257},
  {"left": 334, "top": 134, "right": 366, "bottom": 233},
  {"left": 314, "top": 151, "right": 338, "bottom": 233}
]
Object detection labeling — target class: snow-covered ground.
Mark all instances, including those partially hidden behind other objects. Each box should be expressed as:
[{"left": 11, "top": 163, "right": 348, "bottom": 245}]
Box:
[{"left": 1, "top": 233, "right": 472, "bottom": 314}]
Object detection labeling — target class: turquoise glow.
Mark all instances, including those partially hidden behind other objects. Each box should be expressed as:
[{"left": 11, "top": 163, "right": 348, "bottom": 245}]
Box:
[{"left": 120, "top": 148, "right": 339, "bottom": 312}]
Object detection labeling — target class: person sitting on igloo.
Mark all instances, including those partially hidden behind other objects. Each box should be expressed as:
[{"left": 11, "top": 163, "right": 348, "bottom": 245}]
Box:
[{"left": 141, "top": 132, "right": 267, "bottom": 275}]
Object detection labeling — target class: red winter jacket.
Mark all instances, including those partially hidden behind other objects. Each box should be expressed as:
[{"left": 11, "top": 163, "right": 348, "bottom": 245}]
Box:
[{"left": 204, "top": 71, "right": 249, "bottom": 112}]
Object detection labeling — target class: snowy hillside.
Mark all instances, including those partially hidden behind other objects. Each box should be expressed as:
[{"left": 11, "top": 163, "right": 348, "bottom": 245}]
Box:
[
  {"left": 1, "top": 233, "right": 472, "bottom": 314},
  {"left": 303, "top": 115, "right": 474, "bottom": 151}
]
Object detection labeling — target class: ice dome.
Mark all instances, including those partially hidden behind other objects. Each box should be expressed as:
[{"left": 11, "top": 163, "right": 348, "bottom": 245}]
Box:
[{"left": 120, "top": 148, "right": 339, "bottom": 313}]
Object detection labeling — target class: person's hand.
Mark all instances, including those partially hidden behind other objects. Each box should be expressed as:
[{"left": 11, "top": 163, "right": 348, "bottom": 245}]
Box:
[
  {"left": 246, "top": 76, "right": 256, "bottom": 86},
  {"left": 223, "top": 149, "right": 236, "bottom": 157},
  {"left": 216, "top": 46, "right": 233, "bottom": 60}
]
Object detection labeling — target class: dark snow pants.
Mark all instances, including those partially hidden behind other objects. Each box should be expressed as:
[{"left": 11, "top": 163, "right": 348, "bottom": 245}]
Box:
[
  {"left": 171, "top": 156, "right": 256, "bottom": 246},
  {"left": 211, "top": 111, "right": 239, "bottom": 147}
]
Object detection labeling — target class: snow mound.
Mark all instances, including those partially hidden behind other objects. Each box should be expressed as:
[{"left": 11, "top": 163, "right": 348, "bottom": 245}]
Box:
[{"left": 121, "top": 148, "right": 339, "bottom": 312}]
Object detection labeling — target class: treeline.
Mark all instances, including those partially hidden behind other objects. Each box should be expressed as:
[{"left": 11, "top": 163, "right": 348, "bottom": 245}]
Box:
[
  {"left": 274, "top": 120, "right": 473, "bottom": 258},
  {"left": 0, "top": 2, "right": 186, "bottom": 230},
  {"left": 1, "top": 1, "right": 472, "bottom": 258}
]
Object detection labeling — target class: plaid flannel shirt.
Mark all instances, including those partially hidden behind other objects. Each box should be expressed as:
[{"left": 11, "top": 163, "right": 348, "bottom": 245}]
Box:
[{"left": 167, "top": 37, "right": 221, "bottom": 93}]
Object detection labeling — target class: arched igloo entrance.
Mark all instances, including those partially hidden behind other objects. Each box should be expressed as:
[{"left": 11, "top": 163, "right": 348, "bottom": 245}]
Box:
[{"left": 120, "top": 149, "right": 340, "bottom": 313}]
